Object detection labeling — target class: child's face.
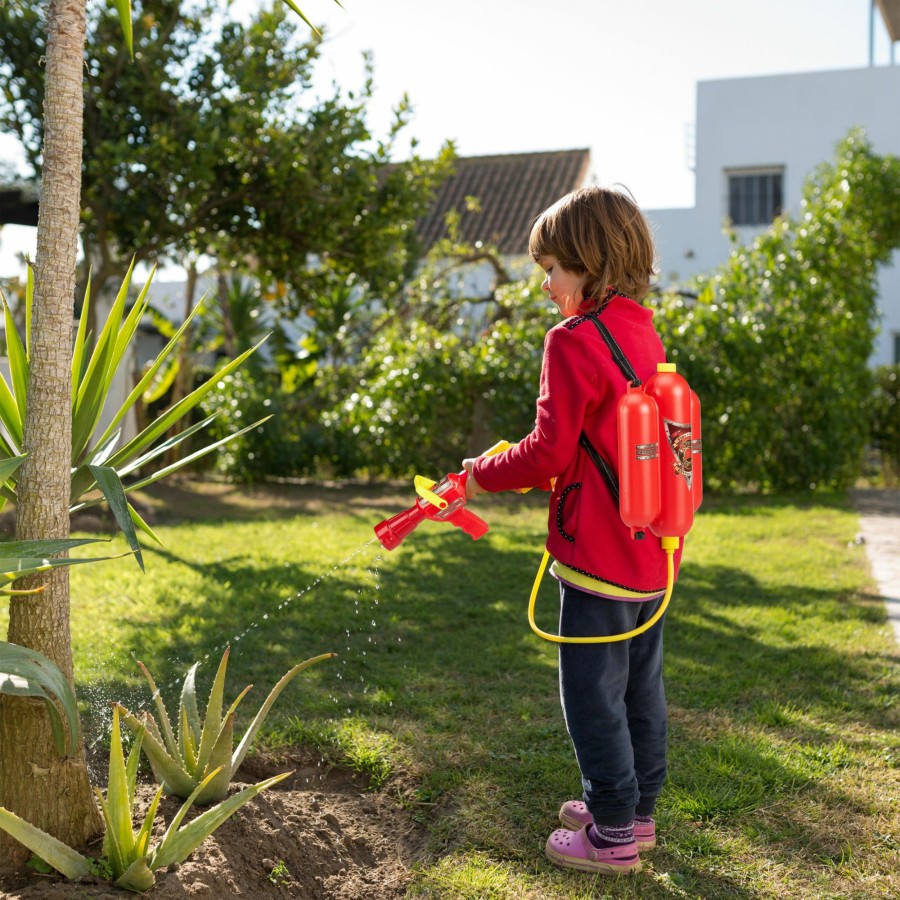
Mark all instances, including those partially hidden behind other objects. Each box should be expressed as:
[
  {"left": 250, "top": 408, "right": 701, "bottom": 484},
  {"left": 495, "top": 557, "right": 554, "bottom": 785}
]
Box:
[{"left": 538, "top": 256, "right": 586, "bottom": 318}]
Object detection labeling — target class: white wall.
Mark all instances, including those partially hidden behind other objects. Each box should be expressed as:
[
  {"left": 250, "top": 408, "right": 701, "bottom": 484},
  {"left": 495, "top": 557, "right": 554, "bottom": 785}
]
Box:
[{"left": 648, "top": 65, "right": 900, "bottom": 365}]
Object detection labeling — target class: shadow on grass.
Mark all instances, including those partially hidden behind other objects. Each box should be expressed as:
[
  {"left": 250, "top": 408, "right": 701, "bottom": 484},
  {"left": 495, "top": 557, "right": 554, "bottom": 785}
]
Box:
[
  {"left": 695, "top": 490, "right": 853, "bottom": 516},
  {"left": 666, "top": 561, "right": 895, "bottom": 725},
  {"left": 90, "top": 516, "right": 893, "bottom": 727},
  {"left": 76, "top": 499, "right": 896, "bottom": 896},
  {"left": 135, "top": 477, "right": 544, "bottom": 526}
]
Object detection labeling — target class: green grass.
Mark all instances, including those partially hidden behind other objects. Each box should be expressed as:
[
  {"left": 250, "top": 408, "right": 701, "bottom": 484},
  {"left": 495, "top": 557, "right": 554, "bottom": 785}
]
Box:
[{"left": 4, "top": 480, "right": 897, "bottom": 899}]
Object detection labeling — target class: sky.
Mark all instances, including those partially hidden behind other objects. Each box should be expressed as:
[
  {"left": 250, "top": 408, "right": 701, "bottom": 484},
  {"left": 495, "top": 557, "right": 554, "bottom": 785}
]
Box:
[{"left": 0, "top": 0, "right": 895, "bottom": 277}]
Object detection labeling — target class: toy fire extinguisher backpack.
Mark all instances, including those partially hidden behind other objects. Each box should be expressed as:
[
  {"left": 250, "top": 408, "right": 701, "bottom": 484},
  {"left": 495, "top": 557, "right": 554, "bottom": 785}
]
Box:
[{"left": 527, "top": 314, "right": 703, "bottom": 644}]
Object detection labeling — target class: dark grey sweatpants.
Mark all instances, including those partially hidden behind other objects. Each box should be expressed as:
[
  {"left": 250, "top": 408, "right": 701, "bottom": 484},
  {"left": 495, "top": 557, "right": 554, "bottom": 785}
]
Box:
[{"left": 558, "top": 582, "right": 668, "bottom": 826}]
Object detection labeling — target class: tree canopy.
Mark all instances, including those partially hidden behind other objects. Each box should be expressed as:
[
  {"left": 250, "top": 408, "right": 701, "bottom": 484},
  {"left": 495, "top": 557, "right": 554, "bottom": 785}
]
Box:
[{"left": 0, "top": 0, "right": 452, "bottom": 300}]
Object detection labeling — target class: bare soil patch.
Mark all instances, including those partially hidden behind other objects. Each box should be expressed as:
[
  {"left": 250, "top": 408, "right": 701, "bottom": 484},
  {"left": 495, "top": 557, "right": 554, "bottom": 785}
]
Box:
[
  {"left": 0, "top": 750, "right": 429, "bottom": 899},
  {"left": 1, "top": 479, "right": 454, "bottom": 897}
]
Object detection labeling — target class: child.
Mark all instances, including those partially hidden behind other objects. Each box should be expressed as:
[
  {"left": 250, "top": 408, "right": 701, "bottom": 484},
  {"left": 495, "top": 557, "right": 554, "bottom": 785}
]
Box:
[{"left": 462, "top": 186, "right": 681, "bottom": 876}]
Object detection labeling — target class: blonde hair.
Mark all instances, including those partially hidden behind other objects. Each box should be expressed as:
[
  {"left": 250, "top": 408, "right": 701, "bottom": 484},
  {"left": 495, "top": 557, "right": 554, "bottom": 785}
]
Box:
[{"left": 528, "top": 186, "right": 656, "bottom": 307}]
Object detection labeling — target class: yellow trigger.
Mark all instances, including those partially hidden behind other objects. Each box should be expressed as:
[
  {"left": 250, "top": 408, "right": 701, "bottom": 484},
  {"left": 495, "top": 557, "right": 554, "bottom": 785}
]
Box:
[
  {"left": 482, "top": 440, "right": 512, "bottom": 456},
  {"left": 413, "top": 475, "right": 447, "bottom": 510}
]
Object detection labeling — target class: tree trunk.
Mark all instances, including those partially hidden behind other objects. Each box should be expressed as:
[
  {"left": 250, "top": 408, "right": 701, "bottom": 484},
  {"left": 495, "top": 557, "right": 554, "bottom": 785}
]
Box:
[
  {"left": 466, "top": 393, "right": 494, "bottom": 459},
  {"left": 0, "top": 0, "right": 101, "bottom": 873},
  {"left": 162, "top": 262, "right": 198, "bottom": 467},
  {"left": 217, "top": 269, "right": 237, "bottom": 358}
]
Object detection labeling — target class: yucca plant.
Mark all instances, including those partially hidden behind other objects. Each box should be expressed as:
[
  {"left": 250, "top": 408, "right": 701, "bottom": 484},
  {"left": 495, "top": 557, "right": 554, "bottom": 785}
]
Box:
[
  {"left": 0, "top": 455, "right": 119, "bottom": 595},
  {"left": 0, "top": 261, "right": 270, "bottom": 568},
  {"left": 0, "top": 705, "right": 291, "bottom": 892},
  {"left": 118, "top": 648, "right": 335, "bottom": 804}
]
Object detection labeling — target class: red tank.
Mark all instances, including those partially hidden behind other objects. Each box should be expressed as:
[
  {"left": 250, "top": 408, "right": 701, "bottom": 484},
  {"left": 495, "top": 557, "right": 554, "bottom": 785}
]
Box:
[
  {"left": 644, "top": 364, "right": 695, "bottom": 540},
  {"left": 617, "top": 383, "right": 660, "bottom": 539}
]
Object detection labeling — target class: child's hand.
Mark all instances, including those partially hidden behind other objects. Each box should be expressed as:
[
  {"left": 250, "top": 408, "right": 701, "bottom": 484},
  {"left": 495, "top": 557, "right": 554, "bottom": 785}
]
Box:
[{"left": 462, "top": 459, "right": 487, "bottom": 499}]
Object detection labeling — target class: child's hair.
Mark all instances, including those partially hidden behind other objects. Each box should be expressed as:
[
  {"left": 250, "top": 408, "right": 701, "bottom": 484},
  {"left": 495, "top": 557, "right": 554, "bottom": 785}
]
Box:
[{"left": 528, "top": 186, "right": 656, "bottom": 306}]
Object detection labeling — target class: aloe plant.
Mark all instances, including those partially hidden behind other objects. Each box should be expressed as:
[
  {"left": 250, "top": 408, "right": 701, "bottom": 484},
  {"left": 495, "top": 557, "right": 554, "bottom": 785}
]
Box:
[
  {"left": 118, "top": 648, "right": 335, "bottom": 804},
  {"left": 0, "top": 706, "right": 291, "bottom": 892},
  {"left": 0, "top": 262, "right": 270, "bottom": 567}
]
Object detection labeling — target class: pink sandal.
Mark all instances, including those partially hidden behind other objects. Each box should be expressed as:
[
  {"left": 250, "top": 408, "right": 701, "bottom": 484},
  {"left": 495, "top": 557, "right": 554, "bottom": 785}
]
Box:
[
  {"left": 558, "top": 800, "right": 657, "bottom": 850},
  {"left": 545, "top": 825, "right": 641, "bottom": 875}
]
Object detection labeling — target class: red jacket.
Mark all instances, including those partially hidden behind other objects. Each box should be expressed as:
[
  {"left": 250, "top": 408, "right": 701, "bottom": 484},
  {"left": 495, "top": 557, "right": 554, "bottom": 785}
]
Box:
[{"left": 473, "top": 294, "right": 681, "bottom": 593}]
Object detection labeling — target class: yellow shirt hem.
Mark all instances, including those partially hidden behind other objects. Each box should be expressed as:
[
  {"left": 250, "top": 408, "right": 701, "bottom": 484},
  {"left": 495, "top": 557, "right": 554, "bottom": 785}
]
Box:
[{"left": 550, "top": 560, "right": 662, "bottom": 599}]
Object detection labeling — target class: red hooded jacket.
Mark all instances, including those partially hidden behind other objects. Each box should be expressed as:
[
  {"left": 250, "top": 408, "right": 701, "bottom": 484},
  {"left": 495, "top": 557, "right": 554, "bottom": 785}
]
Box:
[{"left": 472, "top": 294, "right": 681, "bottom": 594}]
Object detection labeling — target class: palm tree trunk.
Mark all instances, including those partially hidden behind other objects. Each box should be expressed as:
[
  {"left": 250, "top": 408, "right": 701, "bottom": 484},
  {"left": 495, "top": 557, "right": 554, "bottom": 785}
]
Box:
[
  {"left": 0, "top": 0, "right": 102, "bottom": 871},
  {"left": 162, "top": 262, "right": 198, "bottom": 467}
]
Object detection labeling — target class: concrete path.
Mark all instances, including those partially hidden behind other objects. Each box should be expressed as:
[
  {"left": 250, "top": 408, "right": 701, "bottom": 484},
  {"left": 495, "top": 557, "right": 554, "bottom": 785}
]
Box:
[{"left": 851, "top": 488, "right": 900, "bottom": 649}]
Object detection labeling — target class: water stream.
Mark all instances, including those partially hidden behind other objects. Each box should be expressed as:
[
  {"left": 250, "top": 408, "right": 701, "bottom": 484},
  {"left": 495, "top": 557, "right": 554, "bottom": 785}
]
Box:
[{"left": 83, "top": 535, "right": 387, "bottom": 759}]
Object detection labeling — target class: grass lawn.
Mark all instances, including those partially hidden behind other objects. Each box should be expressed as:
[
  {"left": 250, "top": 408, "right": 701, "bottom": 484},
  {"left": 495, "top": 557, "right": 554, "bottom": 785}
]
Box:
[{"left": 7, "top": 479, "right": 897, "bottom": 899}]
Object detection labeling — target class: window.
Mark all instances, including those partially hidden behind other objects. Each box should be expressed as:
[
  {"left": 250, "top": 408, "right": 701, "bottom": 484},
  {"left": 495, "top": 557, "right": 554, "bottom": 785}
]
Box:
[{"left": 727, "top": 170, "right": 784, "bottom": 226}]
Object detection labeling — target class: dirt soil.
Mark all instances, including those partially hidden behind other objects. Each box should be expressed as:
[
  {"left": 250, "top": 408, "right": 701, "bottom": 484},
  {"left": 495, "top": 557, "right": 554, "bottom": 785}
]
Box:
[
  {"left": 1, "top": 480, "right": 440, "bottom": 898},
  {"left": 0, "top": 750, "right": 430, "bottom": 899}
]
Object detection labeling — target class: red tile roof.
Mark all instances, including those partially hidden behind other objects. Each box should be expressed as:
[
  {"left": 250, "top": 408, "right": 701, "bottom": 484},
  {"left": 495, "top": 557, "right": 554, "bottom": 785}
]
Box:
[{"left": 416, "top": 148, "right": 591, "bottom": 256}]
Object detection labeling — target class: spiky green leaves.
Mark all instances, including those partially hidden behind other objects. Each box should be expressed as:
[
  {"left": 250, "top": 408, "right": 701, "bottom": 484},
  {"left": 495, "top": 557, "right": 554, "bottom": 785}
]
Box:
[
  {"left": 108, "top": 0, "right": 133, "bottom": 58},
  {"left": 0, "top": 807, "right": 93, "bottom": 881},
  {"left": 0, "top": 641, "right": 80, "bottom": 756},
  {"left": 0, "top": 705, "right": 294, "bottom": 893},
  {"left": 0, "top": 264, "right": 269, "bottom": 564},
  {"left": 119, "top": 648, "right": 335, "bottom": 804}
]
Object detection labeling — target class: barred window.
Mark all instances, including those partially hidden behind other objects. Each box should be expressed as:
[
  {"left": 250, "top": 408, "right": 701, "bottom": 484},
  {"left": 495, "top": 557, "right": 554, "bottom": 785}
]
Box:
[{"left": 727, "top": 171, "right": 784, "bottom": 226}]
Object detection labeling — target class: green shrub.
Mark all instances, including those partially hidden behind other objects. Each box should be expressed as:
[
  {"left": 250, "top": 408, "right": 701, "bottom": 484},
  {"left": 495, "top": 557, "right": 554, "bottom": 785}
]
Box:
[
  {"left": 200, "top": 368, "right": 301, "bottom": 482},
  {"left": 204, "top": 133, "right": 900, "bottom": 491},
  {"left": 199, "top": 363, "right": 369, "bottom": 482},
  {"left": 870, "top": 364, "right": 900, "bottom": 485},
  {"left": 654, "top": 130, "right": 900, "bottom": 491},
  {"left": 321, "top": 276, "right": 548, "bottom": 477}
]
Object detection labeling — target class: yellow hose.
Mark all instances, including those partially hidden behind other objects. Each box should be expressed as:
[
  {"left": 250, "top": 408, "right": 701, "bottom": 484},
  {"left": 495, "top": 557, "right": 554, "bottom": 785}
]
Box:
[{"left": 527, "top": 538, "right": 677, "bottom": 644}]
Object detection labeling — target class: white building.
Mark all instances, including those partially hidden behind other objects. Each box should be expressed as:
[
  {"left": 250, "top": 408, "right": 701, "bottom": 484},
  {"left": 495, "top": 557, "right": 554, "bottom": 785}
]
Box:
[{"left": 647, "top": 63, "right": 900, "bottom": 367}]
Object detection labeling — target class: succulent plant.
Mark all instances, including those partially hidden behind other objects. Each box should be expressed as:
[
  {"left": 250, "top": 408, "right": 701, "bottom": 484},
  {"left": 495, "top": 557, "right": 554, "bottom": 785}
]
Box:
[
  {"left": 117, "top": 647, "right": 335, "bottom": 804},
  {"left": 0, "top": 265, "right": 269, "bottom": 569},
  {"left": 0, "top": 705, "right": 291, "bottom": 892}
]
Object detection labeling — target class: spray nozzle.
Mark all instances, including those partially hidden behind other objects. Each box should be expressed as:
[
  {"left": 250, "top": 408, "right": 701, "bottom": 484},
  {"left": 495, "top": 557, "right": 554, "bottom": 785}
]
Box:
[
  {"left": 373, "top": 440, "right": 521, "bottom": 551},
  {"left": 374, "top": 470, "right": 489, "bottom": 551}
]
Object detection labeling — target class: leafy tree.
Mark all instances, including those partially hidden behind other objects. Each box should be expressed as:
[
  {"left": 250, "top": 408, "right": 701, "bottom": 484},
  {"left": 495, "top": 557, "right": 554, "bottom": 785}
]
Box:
[
  {"left": 0, "top": 0, "right": 334, "bottom": 872},
  {"left": 652, "top": 130, "right": 900, "bottom": 491},
  {"left": 0, "top": 1, "right": 451, "bottom": 305}
]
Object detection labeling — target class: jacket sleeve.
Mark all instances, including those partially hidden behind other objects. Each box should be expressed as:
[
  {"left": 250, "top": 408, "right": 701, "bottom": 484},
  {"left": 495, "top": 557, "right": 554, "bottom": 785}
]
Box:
[{"left": 473, "top": 324, "right": 599, "bottom": 492}]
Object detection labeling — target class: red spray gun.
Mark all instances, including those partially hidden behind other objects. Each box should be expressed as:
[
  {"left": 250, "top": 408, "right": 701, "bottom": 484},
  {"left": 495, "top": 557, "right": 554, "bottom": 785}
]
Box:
[{"left": 374, "top": 441, "right": 513, "bottom": 551}]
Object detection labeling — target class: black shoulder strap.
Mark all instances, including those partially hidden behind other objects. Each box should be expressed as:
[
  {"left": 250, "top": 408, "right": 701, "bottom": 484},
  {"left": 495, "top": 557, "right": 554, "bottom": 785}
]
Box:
[
  {"left": 585, "top": 315, "right": 641, "bottom": 387},
  {"left": 575, "top": 312, "right": 641, "bottom": 505}
]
